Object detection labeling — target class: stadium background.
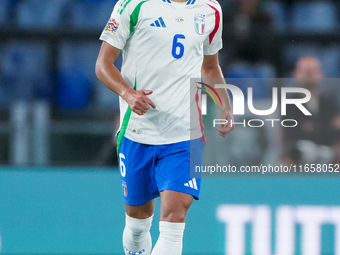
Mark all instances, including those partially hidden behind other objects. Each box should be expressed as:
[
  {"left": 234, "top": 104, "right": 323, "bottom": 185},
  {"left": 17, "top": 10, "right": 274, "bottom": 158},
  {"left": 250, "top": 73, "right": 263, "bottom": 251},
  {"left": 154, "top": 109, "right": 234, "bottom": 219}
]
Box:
[{"left": 1, "top": 0, "right": 340, "bottom": 254}]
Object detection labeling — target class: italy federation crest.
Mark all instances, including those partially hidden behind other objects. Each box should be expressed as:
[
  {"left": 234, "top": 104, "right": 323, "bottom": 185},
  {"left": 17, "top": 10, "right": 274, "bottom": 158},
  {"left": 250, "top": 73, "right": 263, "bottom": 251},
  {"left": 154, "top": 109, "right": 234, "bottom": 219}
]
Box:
[
  {"left": 122, "top": 181, "right": 128, "bottom": 197},
  {"left": 194, "top": 14, "right": 205, "bottom": 35}
]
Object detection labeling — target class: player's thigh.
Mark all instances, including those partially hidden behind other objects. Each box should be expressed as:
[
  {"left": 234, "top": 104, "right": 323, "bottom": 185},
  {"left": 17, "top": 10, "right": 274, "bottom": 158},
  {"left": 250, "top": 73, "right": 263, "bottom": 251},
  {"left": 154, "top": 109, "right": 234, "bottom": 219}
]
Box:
[
  {"left": 119, "top": 136, "right": 159, "bottom": 207},
  {"left": 125, "top": 199, "right": 155, "bottom": 219},
  {"left": 155, "top": 138, "right": 205, "bottom": 201},
  {"left": 159, "top": 190, "right": 193, "bottom": 222}
]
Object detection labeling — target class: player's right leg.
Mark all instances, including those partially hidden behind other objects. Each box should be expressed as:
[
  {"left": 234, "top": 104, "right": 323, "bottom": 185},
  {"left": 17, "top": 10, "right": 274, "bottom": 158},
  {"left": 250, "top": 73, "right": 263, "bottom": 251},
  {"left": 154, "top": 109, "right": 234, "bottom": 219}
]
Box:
[
  {"left": 123, "top": 201, "right": 155, "bottom": 255},
  {"left": 118, "top": 136, "right": 159, "bottom": 255}
]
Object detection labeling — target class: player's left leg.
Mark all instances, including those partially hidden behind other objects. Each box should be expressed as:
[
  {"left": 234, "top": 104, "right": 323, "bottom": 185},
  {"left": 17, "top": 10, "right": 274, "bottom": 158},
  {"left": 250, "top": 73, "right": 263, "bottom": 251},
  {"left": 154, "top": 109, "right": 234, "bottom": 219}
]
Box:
[
  {"left": 151, "top": 138, "right": 205, "bottom": 255},
  {"left": 151, "top": 191, "right": 193, "bottom": 255},
  {"left": 159, "top": 190, "right": 193, "bottom": 222}
]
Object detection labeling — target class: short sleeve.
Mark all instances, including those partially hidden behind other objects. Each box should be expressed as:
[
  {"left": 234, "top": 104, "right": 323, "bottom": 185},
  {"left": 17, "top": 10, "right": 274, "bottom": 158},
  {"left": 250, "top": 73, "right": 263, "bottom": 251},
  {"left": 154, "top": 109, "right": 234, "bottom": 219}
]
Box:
[
  {"left": 99, "top": 1, "right": 131, "bottom": 50},
  {"left": 203, "top": 3, "right": 223, "bottom": 56}
]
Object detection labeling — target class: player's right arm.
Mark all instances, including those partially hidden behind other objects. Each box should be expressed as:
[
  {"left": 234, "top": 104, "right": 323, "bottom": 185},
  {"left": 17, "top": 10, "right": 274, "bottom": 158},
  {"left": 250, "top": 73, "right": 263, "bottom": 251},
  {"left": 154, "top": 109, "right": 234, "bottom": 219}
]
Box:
[
  {"left": 95, "top": 0, "right": 155, "bottom": 116},
  {"left": 95, "top": 42, "right": 156, "bottom": 116}
]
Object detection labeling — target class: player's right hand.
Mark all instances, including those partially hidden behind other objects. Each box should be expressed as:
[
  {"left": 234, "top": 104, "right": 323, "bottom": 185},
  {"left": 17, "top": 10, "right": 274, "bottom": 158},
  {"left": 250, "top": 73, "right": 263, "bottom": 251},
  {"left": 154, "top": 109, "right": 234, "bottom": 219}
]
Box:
[{"left": 124, "top": 90, "right": 156, "bottom": 116}]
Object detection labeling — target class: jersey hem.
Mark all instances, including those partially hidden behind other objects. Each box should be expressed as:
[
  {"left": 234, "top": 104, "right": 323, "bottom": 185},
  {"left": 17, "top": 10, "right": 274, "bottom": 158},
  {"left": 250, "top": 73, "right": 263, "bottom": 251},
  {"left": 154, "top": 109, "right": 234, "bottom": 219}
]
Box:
[
  {"left": 124, "top": 132, "right": 202, "bottom": 145},
  {"left": 159, "top": 187, "right": 200, "bottom": 200}
]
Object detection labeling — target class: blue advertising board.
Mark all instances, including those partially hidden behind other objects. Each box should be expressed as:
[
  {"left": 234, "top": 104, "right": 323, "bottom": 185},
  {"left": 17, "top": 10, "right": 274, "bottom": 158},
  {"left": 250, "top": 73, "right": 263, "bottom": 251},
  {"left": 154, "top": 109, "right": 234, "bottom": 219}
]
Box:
[{"left": 0, "top": 168, "right": 339, "bottom": 255}]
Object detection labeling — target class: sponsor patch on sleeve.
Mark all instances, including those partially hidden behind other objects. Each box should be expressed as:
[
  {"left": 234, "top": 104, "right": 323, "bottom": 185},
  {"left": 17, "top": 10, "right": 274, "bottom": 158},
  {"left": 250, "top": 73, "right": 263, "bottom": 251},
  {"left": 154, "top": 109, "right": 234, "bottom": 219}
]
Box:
[{"left": 104, "top": 19, "right": 119, "bottom": 35}]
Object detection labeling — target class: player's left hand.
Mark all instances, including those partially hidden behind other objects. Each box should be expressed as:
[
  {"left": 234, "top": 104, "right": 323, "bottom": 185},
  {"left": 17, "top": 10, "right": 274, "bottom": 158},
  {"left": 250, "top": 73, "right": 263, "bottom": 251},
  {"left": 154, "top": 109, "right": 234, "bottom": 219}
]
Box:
[{"left": 216, "top": 109, "right": 235, "bottom": 137}]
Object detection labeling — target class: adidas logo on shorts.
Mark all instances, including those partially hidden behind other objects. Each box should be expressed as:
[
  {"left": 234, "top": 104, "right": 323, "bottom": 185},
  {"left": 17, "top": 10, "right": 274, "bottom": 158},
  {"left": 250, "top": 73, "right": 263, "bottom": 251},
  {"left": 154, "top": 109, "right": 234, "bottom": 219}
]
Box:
[{"left": 184, "top": 178, "right": 198, "bottom": 190}]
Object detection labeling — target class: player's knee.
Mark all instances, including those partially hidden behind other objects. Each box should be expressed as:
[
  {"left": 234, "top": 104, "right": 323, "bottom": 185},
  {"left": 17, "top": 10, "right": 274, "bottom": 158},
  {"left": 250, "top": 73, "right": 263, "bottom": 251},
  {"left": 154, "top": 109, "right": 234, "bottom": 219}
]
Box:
[
  {"left": 124, "top": 214, "right": 153, "bottom": 241},
  {"left": 161, "top": 207, "right": 189, "bottom": 223},
  {"left": 125, "top": 201, "right": 155, "bottom": 220},
  {"left": 126, "top": 210, "right": 154, "bottom": 220},
  {"left": 161, "top": 211, "right": 187, "bottom": 223},
  {"left": 126, "top": 221, "right": 149, "bottom": 234},
  {"left": 124, "top": 225, "right": 149, "bottom": 242}
]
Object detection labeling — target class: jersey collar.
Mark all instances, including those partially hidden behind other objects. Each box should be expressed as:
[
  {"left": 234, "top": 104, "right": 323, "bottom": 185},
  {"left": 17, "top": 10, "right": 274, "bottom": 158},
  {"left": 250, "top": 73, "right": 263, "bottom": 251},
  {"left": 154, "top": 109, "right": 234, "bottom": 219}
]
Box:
[{"left": 161, "top": 0, "right": 196, "bottom": 5}]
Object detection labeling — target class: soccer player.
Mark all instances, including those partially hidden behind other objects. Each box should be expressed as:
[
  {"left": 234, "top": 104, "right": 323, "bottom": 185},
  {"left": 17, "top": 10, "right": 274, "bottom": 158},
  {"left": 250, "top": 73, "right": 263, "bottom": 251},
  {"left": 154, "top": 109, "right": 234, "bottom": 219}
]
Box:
[{"left": 95, "top": 0, "right": 234, "bottom": 254}]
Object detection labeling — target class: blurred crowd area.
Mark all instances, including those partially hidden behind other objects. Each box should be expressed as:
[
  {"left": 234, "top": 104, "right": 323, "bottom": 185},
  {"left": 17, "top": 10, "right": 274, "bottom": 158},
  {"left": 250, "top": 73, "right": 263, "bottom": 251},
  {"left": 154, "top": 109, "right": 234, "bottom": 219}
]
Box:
[
  {"left": 0, "top": 0, "right": 340, "bottom": 167},
  {"left": 0, "top": 0, "right": 121, "bottom": 110}
]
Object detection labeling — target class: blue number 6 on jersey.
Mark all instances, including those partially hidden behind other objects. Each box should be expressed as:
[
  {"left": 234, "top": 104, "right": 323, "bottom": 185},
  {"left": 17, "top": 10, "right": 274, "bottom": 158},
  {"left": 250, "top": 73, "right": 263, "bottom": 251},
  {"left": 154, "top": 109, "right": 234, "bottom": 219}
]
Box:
[{"left": 172, "top": 34, "right": 186, "bottom": 59}]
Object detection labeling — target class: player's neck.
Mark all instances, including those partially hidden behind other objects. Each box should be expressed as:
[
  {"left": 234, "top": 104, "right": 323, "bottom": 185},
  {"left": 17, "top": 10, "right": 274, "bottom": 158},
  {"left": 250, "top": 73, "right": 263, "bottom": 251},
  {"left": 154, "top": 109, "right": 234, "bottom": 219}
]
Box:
[{"left": 171, "top": 0, "right": 188, "bottom": 2}]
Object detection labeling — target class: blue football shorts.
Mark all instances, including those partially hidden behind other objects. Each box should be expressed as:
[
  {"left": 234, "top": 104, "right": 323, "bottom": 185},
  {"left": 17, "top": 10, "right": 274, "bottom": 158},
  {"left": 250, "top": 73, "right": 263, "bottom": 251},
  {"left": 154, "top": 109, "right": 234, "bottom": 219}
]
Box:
[{"left": 118, "top": 136, "right": 205, "bottom": 206}]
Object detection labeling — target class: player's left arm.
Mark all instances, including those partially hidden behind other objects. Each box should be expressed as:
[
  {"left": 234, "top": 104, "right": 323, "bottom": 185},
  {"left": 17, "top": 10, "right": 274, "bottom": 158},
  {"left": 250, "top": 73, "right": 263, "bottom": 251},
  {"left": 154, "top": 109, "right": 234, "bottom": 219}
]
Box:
[{"left": 201, "top": 53, "right": 235, "bottom": 137}]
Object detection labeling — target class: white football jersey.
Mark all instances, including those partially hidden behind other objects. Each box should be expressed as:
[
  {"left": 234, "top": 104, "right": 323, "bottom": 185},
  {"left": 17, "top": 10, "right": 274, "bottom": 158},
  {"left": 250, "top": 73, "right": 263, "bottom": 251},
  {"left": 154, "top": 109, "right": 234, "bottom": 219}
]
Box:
[{"left": 100, "top": 0, "right": 223, "bottom": 146}]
